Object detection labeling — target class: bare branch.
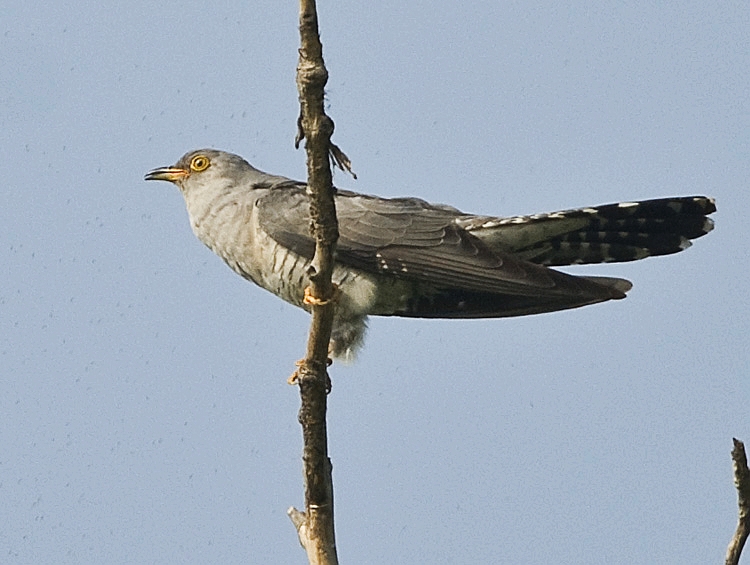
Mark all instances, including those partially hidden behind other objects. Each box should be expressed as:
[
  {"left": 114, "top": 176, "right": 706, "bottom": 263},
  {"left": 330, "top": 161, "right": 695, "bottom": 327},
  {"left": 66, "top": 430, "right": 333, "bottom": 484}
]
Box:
[
  {"left": 287, "top": 0, "right": 342, "bottom": 563},
  {"left": 725, "top": 438, "right": 750, "bottom": 565}
]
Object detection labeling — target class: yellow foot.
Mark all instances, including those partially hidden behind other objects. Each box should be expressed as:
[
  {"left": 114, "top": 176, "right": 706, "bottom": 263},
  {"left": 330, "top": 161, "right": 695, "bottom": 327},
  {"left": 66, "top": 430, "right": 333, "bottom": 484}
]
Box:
[
  {"left": 303, "top": 284, "right": 339, "bottom": 307},
  {"left": 287, "top": 360, "right": 305, "bottom": 385},
  {"left": 287, "top": 359, "right": 333, "bottom": 393}
]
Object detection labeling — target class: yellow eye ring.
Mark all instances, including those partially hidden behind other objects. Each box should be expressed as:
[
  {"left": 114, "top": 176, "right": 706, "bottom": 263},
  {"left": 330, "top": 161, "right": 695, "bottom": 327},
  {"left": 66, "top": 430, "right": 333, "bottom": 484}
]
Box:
[{"left": 190, "top": 155, "right": 210, "bottom": 172}]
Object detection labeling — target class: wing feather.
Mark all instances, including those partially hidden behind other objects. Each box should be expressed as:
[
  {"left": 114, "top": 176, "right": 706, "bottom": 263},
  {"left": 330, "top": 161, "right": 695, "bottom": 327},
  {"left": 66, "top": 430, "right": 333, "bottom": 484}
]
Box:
[{"left": 257, "top": 187, "right": 620, "bottom": 300}]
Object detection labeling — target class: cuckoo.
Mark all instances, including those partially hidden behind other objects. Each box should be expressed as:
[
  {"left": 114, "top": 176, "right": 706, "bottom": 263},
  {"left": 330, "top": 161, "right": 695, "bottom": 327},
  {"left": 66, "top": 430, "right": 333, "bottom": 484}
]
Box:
[{"left": 145, "top": 149, "right": 715, "bottom": 360}]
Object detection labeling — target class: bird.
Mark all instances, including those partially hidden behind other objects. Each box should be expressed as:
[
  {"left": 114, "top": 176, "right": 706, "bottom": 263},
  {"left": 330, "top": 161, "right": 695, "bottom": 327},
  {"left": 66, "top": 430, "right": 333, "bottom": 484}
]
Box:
[{"left": 145, "top": 149, "right": 715, "bottom": 360}]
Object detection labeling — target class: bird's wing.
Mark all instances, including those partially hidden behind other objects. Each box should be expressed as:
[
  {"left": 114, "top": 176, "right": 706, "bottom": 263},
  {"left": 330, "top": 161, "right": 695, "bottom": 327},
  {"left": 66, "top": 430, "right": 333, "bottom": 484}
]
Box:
[{"left": 256, "top": 187, "right": 621, "bottom": 299}]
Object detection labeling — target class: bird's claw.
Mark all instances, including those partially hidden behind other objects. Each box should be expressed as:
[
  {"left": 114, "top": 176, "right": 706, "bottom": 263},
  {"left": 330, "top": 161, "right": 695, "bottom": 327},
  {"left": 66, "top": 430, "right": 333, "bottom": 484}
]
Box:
[
  {"left": 287, "top": 360, "right": 305, "bottom": 386},
  {"left": 303, "top": 284, "right": 339, "bottom": 307},
  {"left": 288, "top": 359, "right": 333, "bottom": 393}
]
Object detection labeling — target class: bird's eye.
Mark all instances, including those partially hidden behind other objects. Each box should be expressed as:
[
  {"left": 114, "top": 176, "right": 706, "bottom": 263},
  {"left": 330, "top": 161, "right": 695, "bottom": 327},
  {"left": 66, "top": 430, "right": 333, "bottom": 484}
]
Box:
[{"left": 190, "top": 155, "right": 210, "bottom": 172}]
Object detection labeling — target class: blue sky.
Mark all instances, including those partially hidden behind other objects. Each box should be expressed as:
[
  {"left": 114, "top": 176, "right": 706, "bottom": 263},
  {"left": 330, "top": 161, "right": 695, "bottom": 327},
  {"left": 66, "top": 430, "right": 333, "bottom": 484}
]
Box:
[{"left": 1, "top": 2, "right": 748, "bottom": 563}]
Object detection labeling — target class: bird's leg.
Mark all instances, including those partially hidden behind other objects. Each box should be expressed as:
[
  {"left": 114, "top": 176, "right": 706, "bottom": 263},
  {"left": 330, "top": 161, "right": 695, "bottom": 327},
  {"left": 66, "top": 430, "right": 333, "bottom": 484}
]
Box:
[{"left": 289, "top": 284, "right": 338, "bottom": 391}]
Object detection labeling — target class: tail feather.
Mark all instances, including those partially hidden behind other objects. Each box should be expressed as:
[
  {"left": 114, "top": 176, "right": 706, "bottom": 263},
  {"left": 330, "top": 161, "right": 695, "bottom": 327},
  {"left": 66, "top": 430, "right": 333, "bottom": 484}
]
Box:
[{"left": 466, "top": 196, "right": 716, "bottom": 267}]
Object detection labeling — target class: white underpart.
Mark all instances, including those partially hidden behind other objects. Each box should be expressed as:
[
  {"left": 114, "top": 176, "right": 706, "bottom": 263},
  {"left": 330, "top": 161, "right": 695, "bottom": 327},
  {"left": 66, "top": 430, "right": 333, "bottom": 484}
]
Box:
[{"left": 183, "top": 180, "right": 392, "bottom": 359}]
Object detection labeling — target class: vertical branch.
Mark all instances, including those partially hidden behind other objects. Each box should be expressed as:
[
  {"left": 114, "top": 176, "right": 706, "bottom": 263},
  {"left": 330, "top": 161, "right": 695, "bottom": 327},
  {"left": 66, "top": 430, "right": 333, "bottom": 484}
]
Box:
[
  {"left": 725, "top": 438, "right": 749, "bottom": 565},
  {"left": 287, "top": 1, "right": 341, "bottom": 564}
]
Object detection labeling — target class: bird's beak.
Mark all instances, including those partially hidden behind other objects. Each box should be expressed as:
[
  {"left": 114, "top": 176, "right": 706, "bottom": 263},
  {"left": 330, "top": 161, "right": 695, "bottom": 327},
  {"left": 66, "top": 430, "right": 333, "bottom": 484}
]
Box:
[{"left": 144, "top": 166, "right": 189, "bottom": 183}]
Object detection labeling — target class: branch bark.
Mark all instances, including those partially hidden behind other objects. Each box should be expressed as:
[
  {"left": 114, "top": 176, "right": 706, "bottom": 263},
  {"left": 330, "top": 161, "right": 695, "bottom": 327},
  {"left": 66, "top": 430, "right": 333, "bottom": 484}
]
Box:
[
  {"left": 726, "top": 438, "right": 749, "bottom": 565},
  {"left": 287, "top": 1, "right": 340, "bottom": 563}
]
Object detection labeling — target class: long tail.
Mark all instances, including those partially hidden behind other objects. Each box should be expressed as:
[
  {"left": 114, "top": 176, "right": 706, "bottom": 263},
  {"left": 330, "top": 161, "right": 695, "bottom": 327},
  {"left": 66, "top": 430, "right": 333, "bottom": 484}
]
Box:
[{"left": 465, "top": 196, "right": 716, "bottom": 267}]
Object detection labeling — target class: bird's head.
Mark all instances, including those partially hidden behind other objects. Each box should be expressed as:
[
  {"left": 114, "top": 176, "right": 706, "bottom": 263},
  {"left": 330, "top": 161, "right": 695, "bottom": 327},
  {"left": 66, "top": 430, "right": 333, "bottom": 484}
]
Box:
[{"left": 144, "top": 149, "right": 267, "bottom": 195}]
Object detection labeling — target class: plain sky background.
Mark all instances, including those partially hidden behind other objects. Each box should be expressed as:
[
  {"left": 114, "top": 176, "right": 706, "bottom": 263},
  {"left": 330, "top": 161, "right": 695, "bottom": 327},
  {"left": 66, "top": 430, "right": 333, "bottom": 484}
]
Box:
[{"left": 2, "top": 2, "right": 748, "bottom": 564}]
